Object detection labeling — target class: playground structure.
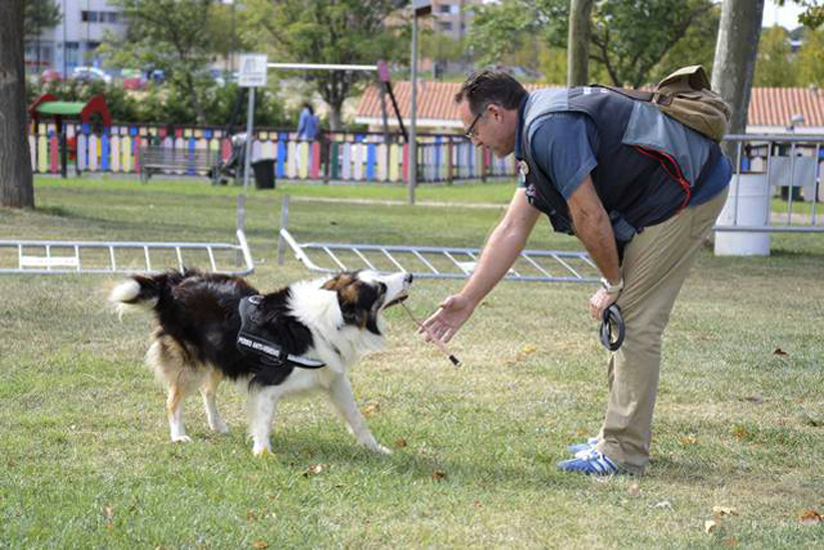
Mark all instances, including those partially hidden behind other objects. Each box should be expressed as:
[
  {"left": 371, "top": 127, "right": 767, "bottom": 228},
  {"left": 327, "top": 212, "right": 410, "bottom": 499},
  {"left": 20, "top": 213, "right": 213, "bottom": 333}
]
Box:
[{"left": 28, "top": 93, "right": 112, "bottom": 178}]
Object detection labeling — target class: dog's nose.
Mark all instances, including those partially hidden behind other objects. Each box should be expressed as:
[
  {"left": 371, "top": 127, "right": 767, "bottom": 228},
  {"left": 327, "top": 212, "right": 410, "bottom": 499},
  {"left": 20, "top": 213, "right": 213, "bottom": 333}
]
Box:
[{"left": 404, "top": 273, "right": 414, "bottom": 284}]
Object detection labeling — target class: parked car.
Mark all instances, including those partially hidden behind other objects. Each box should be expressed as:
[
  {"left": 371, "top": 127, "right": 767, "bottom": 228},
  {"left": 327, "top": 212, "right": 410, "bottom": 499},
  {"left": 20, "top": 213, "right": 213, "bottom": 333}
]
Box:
[
  {"left": 39, "top": 68, "right": 63, "bottom": 84},
  {"left": 70, "top": 66, "right": 112, "bottom": 84},
  {"left": 121, "top": 69, "right": 148, "bottom": 90}
]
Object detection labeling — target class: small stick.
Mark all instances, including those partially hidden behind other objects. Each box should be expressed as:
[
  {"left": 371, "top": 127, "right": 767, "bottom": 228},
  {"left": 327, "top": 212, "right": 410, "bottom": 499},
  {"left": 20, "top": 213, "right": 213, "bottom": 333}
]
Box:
[{"left": 400, "top": 303, "right": 461, "bottom": 367}]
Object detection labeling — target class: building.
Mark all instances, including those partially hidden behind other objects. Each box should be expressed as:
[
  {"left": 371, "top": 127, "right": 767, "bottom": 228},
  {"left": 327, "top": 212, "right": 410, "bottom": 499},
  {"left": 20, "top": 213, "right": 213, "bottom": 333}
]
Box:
[
  {"left": 25, "top": 0, "right": 128, "bottom": 77},
  {"left": 356, "top": 81, "right": 824, "bottom": 135}
]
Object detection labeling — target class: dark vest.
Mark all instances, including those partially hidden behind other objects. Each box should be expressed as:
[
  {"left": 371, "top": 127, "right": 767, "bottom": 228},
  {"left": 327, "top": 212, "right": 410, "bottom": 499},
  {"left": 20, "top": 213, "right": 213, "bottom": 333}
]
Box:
[{"left": 518, "top": 87, "right": 721, "bottom": 250}]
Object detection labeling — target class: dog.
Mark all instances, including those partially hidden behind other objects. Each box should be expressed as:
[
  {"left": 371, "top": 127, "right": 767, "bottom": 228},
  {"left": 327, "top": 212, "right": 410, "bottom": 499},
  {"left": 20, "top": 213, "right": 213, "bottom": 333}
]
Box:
[{"left": 109, "top": 268, "right": 412, "bottom": 456}]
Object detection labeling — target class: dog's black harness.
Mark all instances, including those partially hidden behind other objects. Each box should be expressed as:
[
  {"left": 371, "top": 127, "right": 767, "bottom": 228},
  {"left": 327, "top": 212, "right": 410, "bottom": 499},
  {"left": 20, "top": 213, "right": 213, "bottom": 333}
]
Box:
[{"left": 236, "top": 295, "right": 326, "bottom": 370}]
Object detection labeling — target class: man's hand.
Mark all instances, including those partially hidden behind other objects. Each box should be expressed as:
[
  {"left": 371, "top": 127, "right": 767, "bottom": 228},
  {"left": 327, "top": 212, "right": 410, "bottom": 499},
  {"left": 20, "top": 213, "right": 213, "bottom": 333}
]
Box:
[
  {"left": 589, "top": 288, "right": 618, "bottom": 321},
  {"left": 419, "top": 294, "right": 475, "bottom": 344}
]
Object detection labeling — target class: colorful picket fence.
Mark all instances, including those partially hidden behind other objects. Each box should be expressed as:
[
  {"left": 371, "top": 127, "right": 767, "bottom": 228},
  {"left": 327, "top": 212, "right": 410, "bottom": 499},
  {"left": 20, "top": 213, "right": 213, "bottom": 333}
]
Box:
[{"left": 29, "top": 123, "right": 517, "bottom": 184}]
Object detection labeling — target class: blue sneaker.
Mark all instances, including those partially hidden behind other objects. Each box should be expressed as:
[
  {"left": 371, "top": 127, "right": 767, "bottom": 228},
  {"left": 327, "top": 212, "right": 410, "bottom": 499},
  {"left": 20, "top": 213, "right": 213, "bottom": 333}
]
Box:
[
  {"left": 557, "top": 450, "right": 620, "bottom": 476},
  {"left": 567, "top": 437, "right": 598, "bottom": 455}
]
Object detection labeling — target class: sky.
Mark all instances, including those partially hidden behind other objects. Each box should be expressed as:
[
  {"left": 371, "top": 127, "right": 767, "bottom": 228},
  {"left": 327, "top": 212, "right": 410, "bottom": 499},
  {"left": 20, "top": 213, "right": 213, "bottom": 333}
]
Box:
[{"left": 761, "top": 0, "right": 807, "bottom": 29}]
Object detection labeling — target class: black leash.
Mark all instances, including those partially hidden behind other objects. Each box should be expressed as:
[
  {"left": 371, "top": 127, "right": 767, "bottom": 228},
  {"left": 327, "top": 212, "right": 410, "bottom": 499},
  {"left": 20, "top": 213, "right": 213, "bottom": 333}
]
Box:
[{"left": 600, "top": 304, "right": 625, "bottom": 351}]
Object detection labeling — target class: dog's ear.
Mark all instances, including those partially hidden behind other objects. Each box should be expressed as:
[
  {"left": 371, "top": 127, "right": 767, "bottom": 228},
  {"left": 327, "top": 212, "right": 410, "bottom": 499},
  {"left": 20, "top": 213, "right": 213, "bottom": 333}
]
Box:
[{"left": 327, "top": 274, "right": 385, "bottom": 334}]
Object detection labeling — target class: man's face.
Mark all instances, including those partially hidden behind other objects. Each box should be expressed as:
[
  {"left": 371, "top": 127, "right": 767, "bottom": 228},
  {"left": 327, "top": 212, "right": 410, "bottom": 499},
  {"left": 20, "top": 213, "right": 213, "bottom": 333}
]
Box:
[{"left": 458, "top": 99, "right": 516, "bottom": 158}]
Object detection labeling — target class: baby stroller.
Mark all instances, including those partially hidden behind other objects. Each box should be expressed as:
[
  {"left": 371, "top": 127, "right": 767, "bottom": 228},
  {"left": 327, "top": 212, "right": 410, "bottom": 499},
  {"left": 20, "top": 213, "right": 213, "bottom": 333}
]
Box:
[{"left": 209, "top": 133, "right": 247, "bottom": 185}]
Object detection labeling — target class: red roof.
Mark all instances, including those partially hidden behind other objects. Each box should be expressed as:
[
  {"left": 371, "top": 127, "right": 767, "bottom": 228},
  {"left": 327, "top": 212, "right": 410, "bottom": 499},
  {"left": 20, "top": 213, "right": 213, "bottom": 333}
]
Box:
[{"left": 357, "top": 81, "right": 824, "bottom": 129}]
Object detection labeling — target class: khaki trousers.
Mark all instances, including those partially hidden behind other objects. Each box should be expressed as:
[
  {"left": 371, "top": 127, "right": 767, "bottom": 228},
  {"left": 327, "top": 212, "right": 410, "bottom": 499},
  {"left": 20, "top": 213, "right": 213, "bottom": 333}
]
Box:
[{"left": 596, "top": 188, "right": 728, "bottom": 474}]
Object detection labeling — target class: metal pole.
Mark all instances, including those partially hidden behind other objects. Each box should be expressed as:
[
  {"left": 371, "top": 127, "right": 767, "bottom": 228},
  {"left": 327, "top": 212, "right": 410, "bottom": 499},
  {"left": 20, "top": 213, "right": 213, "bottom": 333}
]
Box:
[
  {"left": 409, "top": 13, "right": 418, "bottom": 205},
  {"left": 242, "top": 86, "right": 255, "bottom": 195}
]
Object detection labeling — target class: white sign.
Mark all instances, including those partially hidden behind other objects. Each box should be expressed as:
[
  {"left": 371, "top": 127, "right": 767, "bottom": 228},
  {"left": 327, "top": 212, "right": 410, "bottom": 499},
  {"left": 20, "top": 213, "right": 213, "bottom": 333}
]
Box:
[{"left": 238, "top": 54, "right": 268, "bottom": 87}]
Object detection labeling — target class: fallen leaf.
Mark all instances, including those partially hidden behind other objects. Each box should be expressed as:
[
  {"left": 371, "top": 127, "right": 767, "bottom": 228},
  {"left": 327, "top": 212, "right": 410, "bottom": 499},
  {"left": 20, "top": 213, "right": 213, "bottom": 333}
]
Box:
[
  {"left": 627, "top": 481, "right": 640, "bottom": 497},
  {"left": 363, "top": 404, "right": 380, "bottom": 416},
  {"left": 395, "top": 438, "right": 408, "bottom": 448},
  {"left": 247, "top": 509, "right": 257, "bottom": 521},
  {"left": 251, "top": 540, "right": 269, "bottom": 549},
  {"left": 704, "top": 519, "right": 719, "bottom": 534},
  {"left": 303, "top": 464, "right": 324, "bottom": 477},
  {"left": 733, "top": 425, "right": 753, "bottom": 441},
  {"left": 799, "top": 510, "right": 823, "bottom": 526},
  {"left": 773, "top": 348, "right": 788, "bottom": 356},
  {"left": 653, "top": 500, "right": 673, "bottom": 510},
  {"left": 103, "top": 507, "right": 114, "bottom": 519},
  {"left": 680, "top": 435, "right": 698, "bottom": 446},
  {"left": 521, "top": 345, "right": 537, "bottom": 354},
  {"left": 432, "top": 470, "right": 447, "bottom": 481},
  {"left": 722, "top": 536, "right": 739, "bottom": 548},
  {"left": 712, "top": 505, "right": 739, "bottom": 516}
]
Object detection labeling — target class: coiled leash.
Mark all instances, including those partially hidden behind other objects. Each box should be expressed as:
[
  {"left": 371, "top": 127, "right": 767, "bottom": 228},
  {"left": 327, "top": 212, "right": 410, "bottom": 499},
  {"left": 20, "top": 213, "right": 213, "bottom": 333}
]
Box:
[{"left": 600, "top": 304, "right": 625, "bottom": 351}]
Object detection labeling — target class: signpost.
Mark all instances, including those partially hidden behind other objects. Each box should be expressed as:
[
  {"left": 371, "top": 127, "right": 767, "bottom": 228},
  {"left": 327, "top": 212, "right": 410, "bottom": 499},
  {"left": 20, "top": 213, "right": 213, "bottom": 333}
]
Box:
[{"left": 238, "top": 54, "right": 268, "bottom": 194}]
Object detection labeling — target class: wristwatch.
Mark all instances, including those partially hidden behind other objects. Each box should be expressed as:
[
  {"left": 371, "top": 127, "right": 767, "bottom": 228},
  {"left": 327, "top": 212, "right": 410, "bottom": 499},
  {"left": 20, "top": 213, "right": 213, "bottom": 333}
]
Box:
[{"left": 600, "top": 276, "right": 624, "bottom": 295}]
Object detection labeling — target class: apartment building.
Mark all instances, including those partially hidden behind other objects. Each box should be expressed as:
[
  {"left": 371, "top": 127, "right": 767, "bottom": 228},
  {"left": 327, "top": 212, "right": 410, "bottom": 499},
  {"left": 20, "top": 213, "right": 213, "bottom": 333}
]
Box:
[{"left": 25, "top": 0, "right": 127, "bottom": 76}]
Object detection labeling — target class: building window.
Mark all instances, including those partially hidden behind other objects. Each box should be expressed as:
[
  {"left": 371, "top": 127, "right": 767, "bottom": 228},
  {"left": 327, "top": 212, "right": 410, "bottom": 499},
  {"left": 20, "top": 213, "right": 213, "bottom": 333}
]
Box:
[
  {"left": 439, "top": 21, "right": 453, "bottom": 31},
  {"left": 81, "top": 11, "right": 99, "bottom": 23},
  {"left": 439, "top": 4, "right": 451, "bottom": 13}
]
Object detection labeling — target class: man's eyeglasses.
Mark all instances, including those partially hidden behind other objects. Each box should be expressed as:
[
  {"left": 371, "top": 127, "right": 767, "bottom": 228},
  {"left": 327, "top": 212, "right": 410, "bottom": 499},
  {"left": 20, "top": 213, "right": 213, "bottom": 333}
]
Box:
[{"left": 464, "top": 105, "right": 487, "bottom": 139}]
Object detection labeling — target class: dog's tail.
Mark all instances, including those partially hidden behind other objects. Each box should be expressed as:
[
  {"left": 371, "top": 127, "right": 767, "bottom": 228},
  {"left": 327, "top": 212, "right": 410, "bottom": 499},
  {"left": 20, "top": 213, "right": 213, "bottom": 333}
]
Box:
[{"left": 109, "top": 270, "right": 189, "bottom": 317}]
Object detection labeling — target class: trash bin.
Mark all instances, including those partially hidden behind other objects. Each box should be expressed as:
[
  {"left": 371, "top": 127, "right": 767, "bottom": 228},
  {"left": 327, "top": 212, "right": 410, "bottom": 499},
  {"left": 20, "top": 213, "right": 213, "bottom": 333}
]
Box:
[
  {"left": 714, "top": 173, "right": 771, "bottom": 256},
  {"left": 251, "top": 159, "right": 276, "bottom": 189}
]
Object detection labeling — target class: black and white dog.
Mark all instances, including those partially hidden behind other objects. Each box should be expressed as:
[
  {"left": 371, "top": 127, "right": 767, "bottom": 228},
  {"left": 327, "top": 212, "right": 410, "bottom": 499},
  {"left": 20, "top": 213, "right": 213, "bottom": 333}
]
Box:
[{"left": 109, "top": 269, "right": 412, "bottom": 456}]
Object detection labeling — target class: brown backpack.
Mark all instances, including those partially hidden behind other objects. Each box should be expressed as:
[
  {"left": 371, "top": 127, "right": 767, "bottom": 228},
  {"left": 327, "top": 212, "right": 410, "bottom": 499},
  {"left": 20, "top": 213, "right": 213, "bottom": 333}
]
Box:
[{"left": 597, "top": 65, "right": 731, "bottom": 142}]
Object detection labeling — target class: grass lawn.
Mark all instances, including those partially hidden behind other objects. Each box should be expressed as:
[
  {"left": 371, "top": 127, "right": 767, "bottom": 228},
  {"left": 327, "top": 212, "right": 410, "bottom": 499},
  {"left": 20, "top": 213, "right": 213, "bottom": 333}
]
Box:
[{"left": 1, "top": 176, "right": 823, "bottom": 549}]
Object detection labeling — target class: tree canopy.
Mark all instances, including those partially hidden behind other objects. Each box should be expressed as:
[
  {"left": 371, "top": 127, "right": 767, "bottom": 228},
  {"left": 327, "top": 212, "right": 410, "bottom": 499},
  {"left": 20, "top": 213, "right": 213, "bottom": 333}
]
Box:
[{"left": 468, "top": 0, "right": 719, "bottom": 88}]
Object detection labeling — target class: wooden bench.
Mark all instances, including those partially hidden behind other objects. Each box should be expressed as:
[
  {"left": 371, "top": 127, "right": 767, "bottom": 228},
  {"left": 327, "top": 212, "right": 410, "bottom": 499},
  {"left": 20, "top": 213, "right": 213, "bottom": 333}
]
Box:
[{"left": 139, "top": 145, "right": 221, "bottom": 184}]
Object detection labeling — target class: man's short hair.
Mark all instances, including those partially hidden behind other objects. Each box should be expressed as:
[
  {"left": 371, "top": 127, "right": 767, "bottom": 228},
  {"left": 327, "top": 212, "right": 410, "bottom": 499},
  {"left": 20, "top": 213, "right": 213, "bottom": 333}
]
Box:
[{"left": 455, "top": 70, "right": 528, "bottom": 115}]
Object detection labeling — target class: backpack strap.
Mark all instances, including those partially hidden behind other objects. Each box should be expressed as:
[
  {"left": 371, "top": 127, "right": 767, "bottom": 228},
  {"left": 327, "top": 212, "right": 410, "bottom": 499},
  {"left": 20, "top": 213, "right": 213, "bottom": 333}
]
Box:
[{"left": 591, "top": 85, "right": 673, "bottom": 106}]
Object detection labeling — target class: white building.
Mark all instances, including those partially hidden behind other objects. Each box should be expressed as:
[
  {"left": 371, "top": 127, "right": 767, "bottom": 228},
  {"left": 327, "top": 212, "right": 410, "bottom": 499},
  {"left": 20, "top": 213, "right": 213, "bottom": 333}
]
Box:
[{"left": 25, "top": 0, "right": 127, "bottom": 77}]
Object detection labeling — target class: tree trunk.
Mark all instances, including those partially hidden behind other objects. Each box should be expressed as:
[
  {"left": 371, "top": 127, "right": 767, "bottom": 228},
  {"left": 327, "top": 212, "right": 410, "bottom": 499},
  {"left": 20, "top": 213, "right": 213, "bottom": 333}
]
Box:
[
  {"left": 567, "top": 0, "right": 594, "bottom": 86},
  {"left": 328, "top": 101, "right": 344, "bottom": 132},
  {"left": 0, "top": 0, "right": 35, "bottom": 208},
  {"left": 711, "top": 0, "right": 765, "bottom": 160}
]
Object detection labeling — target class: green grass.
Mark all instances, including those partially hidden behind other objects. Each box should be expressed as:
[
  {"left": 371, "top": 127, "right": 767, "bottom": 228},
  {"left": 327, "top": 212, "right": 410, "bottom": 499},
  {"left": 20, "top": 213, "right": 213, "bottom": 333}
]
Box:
[{"left": 1, "top": 176, "right": 823, "bottom": 549}]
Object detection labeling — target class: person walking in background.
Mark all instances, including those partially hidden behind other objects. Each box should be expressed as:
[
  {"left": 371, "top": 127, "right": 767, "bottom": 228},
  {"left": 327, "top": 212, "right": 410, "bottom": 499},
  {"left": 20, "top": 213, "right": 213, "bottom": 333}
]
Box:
[
  {"left": 297, "top": 102, "right": 319, "bottom": 141},
  {"left": 421, "top": 70, "right": 731, "bottom": 476}
]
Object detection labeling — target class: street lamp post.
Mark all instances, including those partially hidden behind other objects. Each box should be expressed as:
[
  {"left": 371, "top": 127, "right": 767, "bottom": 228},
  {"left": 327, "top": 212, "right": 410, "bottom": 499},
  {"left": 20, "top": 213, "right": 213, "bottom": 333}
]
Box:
[{"left": 409, "top": 1, "right": 431, "bottom": 206}]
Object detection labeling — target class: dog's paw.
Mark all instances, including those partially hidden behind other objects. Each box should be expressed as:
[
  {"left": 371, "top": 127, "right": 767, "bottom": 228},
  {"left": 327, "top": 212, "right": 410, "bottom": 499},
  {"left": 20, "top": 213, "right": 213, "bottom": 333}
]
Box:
[
  {"left": 371, "top": 443, "right": 392, "bottom": 455},
  {"left": 171, "top": 434, "right": 192, "bottom": 443},
  {"left": 252, "top": 444, "right": 272, "bottom": 457},
  {"left": 210, "top": 420, "right": 229, "bottom": 434}
]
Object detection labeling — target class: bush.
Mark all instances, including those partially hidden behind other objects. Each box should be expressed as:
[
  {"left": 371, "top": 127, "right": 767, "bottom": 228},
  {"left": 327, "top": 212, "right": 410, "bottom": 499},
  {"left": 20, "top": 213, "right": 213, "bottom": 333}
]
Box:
[{"left": 25, "top": 79, "right": 291, "bottom": 128}]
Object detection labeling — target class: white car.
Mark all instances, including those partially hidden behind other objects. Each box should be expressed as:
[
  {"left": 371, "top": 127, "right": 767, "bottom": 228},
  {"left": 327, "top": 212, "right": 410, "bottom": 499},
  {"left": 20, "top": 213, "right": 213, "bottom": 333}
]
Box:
[{"left": 71, "top": 66, "right": 112, "bottom": 84}]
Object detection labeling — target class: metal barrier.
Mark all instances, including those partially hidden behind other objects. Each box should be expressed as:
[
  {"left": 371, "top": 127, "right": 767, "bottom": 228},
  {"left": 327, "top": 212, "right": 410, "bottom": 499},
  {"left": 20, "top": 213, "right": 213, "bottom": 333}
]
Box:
[
  {"left": 717, "top": 134, "right": 823, "bottom": 233},
  {"left": 275, "top": 196, "right": 598, "bottom": 283},
  {"left": 0, "top": 196, "right": 254, "bottom": 276}
]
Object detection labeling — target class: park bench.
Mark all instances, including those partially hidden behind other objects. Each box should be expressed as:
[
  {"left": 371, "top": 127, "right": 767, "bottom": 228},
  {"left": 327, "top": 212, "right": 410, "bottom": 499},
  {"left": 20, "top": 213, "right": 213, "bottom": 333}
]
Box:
[{"left": 139, "top": 145, "right": 222, "bottom": 184}]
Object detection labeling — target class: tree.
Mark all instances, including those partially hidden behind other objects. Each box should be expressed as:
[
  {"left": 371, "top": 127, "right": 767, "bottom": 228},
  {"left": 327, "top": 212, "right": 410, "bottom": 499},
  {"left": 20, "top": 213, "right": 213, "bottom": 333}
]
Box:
[
  {"left": 244, "top": 0, "right": 408, "bottom": 131},
  {"left": 777, "top": 0, "right": 824, "bottom": 29},
  {"left": 102, "top": 0, "right": 225, "bottom": 124},
  {"left": 24, "top": 0, "right": 62, "bottom": 71},
  {"left": 590, "top": 0, "right": 717, "bottom": 87},
  {"left": 711, "top": 0, "right": 765, "bottom": 158},
  {"left": 754, "top": 26, "right": 797, "bottom": 87},
  {"left": 796, "top": 27, "right": 824, "bottom": 85},
  {"left": 468, "top": 0, "right": 719, "bottom": 88},
  {"left": 567, "top": 0, "right": 594, "bottom": 85},
  {"left": 0, "top": 0, "right": 35, "bottom": 208}
]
